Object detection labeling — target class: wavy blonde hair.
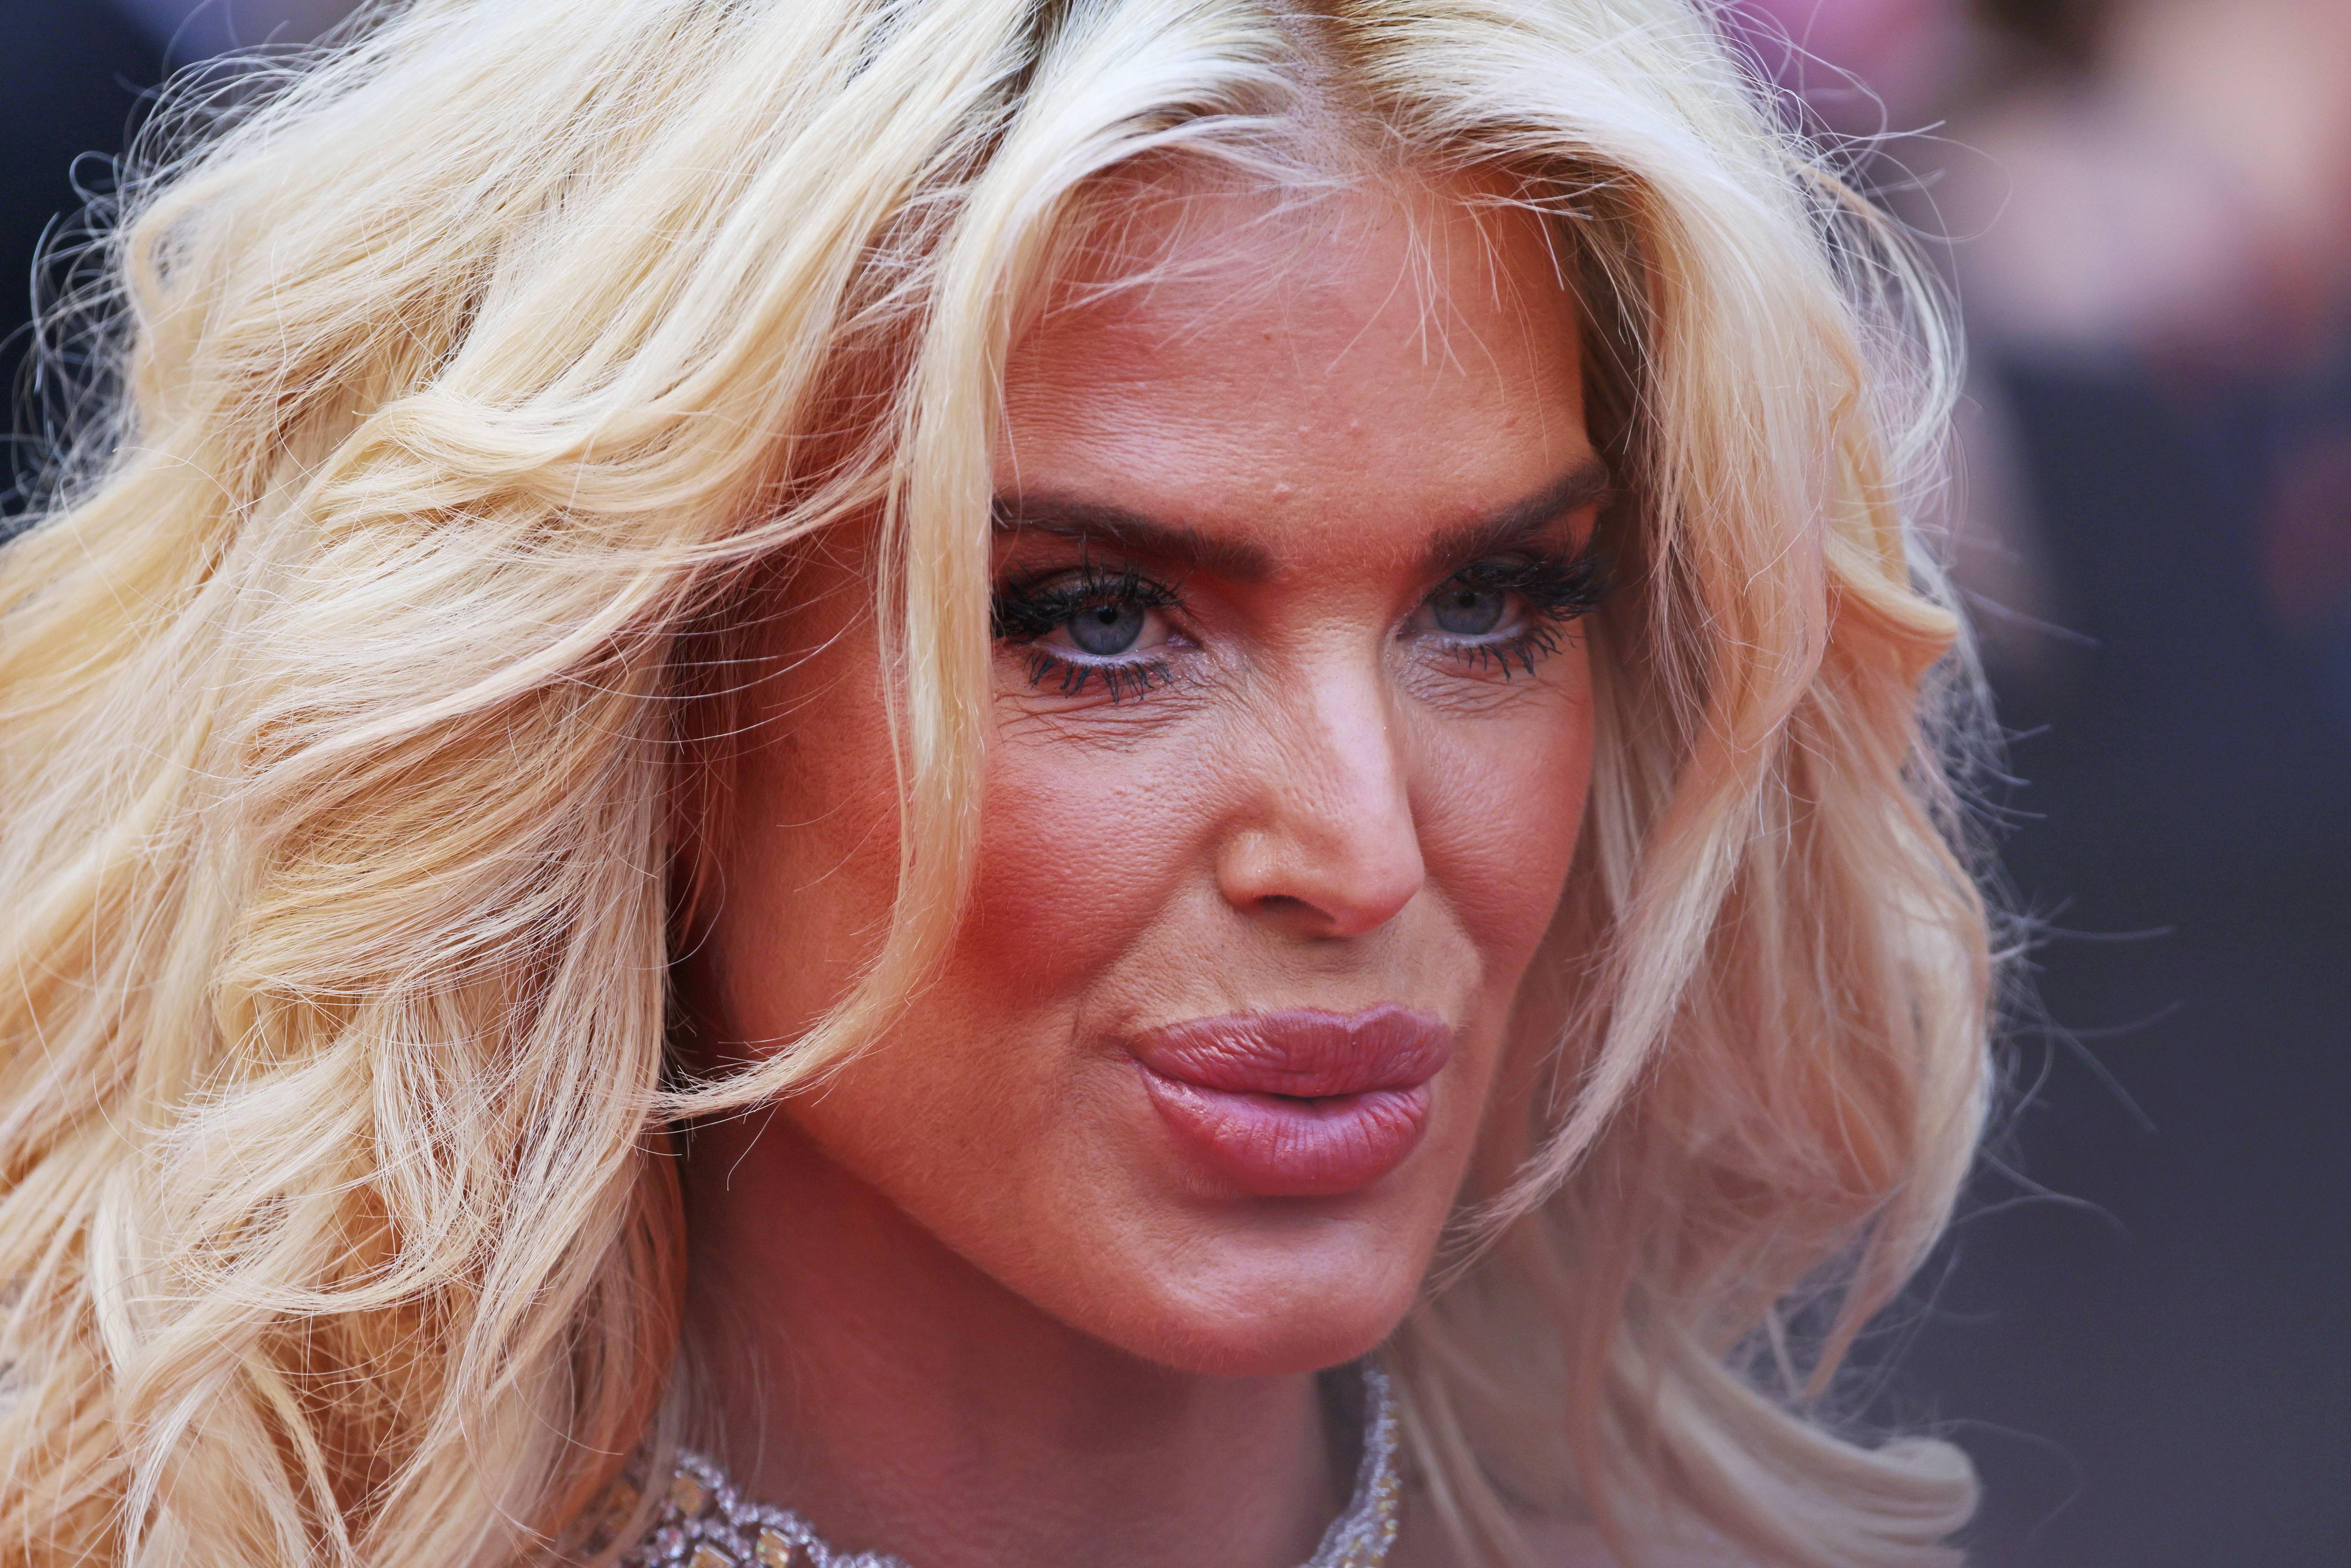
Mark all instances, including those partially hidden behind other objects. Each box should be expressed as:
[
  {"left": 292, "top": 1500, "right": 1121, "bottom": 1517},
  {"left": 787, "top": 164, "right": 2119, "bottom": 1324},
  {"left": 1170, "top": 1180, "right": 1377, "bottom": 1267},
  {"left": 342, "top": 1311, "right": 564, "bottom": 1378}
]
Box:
[{"left": 0, "top": 1, "right": 1994, "bottom": 1565}]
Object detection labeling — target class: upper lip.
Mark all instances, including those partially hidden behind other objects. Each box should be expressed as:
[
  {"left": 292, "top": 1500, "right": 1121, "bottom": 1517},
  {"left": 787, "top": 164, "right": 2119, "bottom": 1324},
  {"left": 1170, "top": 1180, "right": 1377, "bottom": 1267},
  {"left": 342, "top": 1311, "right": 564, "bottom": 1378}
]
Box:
[{"left": 1127, "top": 1005, "right": 1454, "bottom": 1098}]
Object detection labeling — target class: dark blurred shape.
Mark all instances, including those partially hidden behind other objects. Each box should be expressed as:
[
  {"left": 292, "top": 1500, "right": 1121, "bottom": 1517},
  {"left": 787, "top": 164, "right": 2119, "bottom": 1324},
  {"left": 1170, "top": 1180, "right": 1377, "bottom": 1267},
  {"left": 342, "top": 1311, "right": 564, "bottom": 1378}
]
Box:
[
  {"left": 2262, "top": 410, "right": 2351, "bottom": 735},
  {"left": 114, "top": 0, "right": 356, "bottom": 63},
  {"left": 1724, "top": 1, "right": 2351, "bottom": 1565},
  {"left": 0, "top": 0, "right": 163, "bottom": 500},
  {"left": 3, "top": 1, "right": 358, "bottom": 513},
  {"left": 1989, "top": 360, "right": 2351, "bottom": 900},
  {"left": 1909, "top": 349, "right": 2351, "bottom": 1568},
  {"left": 1970, "top": 0, "right": 2107, "bottom": 72}
]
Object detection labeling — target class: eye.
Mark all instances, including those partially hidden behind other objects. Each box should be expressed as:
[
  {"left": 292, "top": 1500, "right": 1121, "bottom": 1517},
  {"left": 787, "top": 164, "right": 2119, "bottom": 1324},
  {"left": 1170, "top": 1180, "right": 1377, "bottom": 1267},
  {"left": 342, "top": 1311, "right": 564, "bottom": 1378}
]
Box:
[
  {"left": 1408, "top": 571, "right": 1530, "bottom": 644},
  {"left": 992, "top": 566, "right": 1180, "bottom": 653},
  {"left": 990, "top": 564, "right": 1185, "bottom": 701},
  {"left": 1403, "top": 544, "right": 1610, "bottom": 678},
  {"left": 1423, "top": 581, "right": 1508, "bottom": 638},
  {"left": 1066, "top": 597, "right": 1151, "bottom": 657}
]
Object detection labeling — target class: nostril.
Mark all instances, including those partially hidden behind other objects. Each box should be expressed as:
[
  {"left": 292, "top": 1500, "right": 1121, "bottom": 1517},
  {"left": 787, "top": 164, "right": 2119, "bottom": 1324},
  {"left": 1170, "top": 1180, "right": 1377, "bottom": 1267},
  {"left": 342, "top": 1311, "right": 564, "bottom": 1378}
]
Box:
[{"left": 1217, "top": 816, "right": 1422, "bottom": 938}]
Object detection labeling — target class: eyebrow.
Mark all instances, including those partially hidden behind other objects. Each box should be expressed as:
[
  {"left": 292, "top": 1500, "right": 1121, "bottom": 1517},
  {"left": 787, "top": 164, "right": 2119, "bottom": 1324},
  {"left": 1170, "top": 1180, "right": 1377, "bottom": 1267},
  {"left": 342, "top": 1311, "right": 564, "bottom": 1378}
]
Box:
[
  {"left": 1416, "top": 456, "right": 1613, "bottom": 577},
  {"left": 989, "top": 455, "right": 1611, "bottom": 583},
  {"left": 990, "top": 496, "right": 1278, "bottom": 582}
]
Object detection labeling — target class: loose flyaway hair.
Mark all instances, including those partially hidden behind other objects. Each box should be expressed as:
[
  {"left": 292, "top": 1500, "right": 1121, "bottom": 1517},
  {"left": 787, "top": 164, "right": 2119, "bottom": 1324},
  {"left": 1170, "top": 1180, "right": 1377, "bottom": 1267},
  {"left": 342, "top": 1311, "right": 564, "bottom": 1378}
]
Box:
[{"left": 0, "top": 2, "right": 1995, "bottom": 1565}]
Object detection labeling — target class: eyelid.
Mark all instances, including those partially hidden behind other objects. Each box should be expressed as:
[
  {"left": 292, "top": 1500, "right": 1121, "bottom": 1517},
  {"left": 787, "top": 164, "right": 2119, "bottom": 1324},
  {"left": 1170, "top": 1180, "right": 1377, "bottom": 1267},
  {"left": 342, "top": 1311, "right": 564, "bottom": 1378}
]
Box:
[
  {"left": 991, "top": 561, "right": 1183, "bottom": 644},
  {"left": 1431, "top": 540, "right": 1608, "bottom": 606},
  {"left": 994, "top": 556, "right": 1183, "bottom": 597},
  {"left": 991, "top": 563, "right": 1185, "bottom": 703}
]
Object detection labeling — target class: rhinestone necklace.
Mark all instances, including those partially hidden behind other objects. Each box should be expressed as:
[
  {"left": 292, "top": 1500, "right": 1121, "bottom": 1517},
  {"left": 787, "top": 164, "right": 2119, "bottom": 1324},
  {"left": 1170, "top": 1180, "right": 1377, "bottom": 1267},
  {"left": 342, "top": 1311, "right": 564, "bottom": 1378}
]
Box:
[{"left": 608, "top": 1361, "right": 1402, "bottom": 1568}]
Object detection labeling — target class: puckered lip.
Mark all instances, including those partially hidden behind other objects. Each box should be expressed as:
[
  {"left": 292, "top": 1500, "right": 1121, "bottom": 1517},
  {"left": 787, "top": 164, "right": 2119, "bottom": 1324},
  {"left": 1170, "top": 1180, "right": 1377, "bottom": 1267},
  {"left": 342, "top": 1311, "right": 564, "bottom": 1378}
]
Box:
[
  {"left": 1128, "top": 1005, "right": 1455, "bottom": 1096},
  {"left": 1126, "top": 1005, "right": 1456, "bottom": 1197}
]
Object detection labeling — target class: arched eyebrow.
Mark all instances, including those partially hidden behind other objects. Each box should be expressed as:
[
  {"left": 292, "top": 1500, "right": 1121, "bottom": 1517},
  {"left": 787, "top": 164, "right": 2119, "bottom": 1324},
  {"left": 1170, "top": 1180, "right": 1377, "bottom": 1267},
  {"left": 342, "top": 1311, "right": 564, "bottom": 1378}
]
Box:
[
  {"left": 990, "top": 496, "right": 1278, "bottom": 583},
  {"left": 1418, "top": 456, "right": 1612, "bottom": 576},
  {"left": 990, "top": 455, "right": 1611, "bottom": 583}
]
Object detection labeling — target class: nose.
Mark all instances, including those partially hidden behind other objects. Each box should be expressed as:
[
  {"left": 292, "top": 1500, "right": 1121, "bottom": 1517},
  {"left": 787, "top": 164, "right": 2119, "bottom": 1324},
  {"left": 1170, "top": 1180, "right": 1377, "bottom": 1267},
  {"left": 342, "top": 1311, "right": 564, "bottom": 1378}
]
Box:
[{"left": 1215, "top": 664, "right": 1425, "bottom": 940}]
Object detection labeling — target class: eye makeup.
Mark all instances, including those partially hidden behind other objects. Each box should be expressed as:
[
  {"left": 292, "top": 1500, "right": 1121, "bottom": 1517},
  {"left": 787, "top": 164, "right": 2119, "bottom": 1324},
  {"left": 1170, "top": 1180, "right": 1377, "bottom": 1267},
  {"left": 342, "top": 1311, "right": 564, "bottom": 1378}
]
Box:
[
  {"left": 1410, "top": 536, "right": 1610, "bottom": 679},
  {"left": 989, "top": 531, "right": 1610, "bottom": 705},
  {"left": 991, "top": 561, "right": 1184, "bottom": 702}
]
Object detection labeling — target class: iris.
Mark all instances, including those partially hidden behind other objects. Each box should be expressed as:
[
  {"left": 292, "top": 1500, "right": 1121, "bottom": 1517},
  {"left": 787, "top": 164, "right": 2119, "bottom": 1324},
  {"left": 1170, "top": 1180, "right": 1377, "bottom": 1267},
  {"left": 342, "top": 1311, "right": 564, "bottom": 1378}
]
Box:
[
  {"left": 1428, "top": 582, "right": 1506, "bottom": 636},
  {"left": 1069, "top": 598, "right": 1147, "bottom": 655}
]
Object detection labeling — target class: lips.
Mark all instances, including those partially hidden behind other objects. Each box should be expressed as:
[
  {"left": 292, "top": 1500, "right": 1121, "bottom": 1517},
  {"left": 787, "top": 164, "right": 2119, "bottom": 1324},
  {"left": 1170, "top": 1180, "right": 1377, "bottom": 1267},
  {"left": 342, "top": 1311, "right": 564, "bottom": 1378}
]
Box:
[{"left": 1128, "top": 1005, "right": 1455, "bottom": 1197}]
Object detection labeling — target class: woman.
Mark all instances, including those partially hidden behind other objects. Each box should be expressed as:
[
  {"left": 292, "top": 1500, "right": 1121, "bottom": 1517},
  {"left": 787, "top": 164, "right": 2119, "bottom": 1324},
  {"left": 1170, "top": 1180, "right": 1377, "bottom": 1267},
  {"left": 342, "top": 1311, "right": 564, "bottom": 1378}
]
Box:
[{"left": 0, "top": 1, "right": 1994, "bottom": 1565}]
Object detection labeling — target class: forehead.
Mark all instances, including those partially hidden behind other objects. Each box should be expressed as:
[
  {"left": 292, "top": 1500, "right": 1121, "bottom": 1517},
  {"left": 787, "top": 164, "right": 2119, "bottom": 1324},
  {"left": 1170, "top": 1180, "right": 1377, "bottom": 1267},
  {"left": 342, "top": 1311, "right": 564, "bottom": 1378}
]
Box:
[{"left": 997, "top": 162, "right": 1593, "bottom": 568}]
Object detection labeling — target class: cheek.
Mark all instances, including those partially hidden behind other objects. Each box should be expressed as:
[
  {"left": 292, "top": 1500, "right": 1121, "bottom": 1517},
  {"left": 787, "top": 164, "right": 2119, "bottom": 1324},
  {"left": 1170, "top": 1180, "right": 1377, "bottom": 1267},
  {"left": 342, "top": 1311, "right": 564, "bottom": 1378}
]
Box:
[
  {"left": 953, "top": 732, "right": 1216, "bottom": 1011},
  {"left": 1417, "top": 676, "right": 1595, "bottom": 968},
  {"left": 697, "top": 614, "right": 906, "bottom": 1053},
  {"left": 821, "top": 728, "right": 1218, "bottom": 1193}
]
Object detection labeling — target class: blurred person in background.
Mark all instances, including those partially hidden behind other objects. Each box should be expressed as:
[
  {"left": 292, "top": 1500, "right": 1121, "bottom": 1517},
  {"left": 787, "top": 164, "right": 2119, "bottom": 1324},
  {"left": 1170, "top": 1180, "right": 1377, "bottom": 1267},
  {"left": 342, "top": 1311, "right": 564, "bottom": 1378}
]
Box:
[{"left": 1731, "top": 1, "right": 2351, "bottom": 1565}]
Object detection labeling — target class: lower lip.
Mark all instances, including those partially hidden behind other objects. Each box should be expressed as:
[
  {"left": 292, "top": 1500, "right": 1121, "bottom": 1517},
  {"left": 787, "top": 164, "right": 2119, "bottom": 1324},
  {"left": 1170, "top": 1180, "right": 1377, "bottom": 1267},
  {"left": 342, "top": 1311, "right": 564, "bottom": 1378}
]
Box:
[{"left": 1136, "top": 1072, "right": 1434, "bottom": 1198}]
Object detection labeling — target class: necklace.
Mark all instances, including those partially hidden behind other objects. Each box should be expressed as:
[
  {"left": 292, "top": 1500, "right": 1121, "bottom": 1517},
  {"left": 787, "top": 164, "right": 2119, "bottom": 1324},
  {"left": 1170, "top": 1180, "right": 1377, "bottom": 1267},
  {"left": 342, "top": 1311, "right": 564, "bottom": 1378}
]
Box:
[{"left": 607, "top": 1361, "right": 1402, "bottom": 1568}]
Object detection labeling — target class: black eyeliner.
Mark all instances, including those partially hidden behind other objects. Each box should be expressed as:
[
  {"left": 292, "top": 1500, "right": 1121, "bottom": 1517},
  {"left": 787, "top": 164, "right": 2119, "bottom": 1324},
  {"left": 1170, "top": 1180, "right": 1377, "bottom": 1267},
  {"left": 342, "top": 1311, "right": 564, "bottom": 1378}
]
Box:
[
  {"left": 991, "top": 558, "right": 1183, "bottom": 703},
  {"left": 1424, "top": 537, "right": 1609, "bottom": 680},
  {"left": 1446, "top": 536, "right": 1610, "bottom": 620}
]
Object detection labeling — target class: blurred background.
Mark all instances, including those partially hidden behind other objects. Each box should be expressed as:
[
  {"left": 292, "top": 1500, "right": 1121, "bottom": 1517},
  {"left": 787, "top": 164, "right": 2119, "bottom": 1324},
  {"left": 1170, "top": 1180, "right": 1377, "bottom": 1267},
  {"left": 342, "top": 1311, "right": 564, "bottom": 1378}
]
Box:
[
  {"left": 4, "top": 2, "right": 2346, "bottom": 1565},
  {"left": 1716, "top": 4, "right": 2351, "bottom": 1565}
]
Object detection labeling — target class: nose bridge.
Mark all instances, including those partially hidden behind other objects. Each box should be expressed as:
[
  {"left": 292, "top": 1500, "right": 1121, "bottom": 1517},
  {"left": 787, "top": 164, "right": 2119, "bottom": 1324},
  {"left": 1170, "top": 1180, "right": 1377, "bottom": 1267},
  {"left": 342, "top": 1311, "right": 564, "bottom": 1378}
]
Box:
[{"left": 1219, "top": 649, "right": 1425, "bottom": 938}]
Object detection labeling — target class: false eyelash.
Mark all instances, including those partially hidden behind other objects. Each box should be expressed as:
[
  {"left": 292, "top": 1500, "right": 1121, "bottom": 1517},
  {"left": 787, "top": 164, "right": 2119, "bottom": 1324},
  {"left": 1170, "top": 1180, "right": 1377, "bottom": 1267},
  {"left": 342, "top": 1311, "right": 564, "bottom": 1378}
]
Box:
[
  {"left": 1018, "top": 647, "right": 1174, "bottom": 703},
  {"left": 991, "top": 561, "right": 1182, "bottom": 703},
  {"left": 1436, "top": 541, "right": 1611, "bottom": 679},
  {"left": 990, "top": 562, "right": 1180, "bottom": 641},
  {"left": 1447, "top": 538, "right": 1612, "bottom": 621},
  {"left": 1455, "top": 622, "right": 1568, "bottom": 679}
]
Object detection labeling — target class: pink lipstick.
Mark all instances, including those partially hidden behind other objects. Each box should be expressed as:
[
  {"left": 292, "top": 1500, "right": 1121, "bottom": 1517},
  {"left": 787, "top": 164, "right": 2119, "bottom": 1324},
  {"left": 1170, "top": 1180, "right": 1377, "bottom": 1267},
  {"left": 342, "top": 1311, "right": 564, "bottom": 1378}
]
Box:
[{"left": 1128, "top": 1005, "right": 1454, "bottom": 1197}]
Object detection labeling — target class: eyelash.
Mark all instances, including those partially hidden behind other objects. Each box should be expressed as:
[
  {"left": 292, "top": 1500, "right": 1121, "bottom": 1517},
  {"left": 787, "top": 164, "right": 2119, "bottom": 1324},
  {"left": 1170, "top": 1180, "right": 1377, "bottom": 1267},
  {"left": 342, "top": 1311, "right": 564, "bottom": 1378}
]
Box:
[
  {"left": 990, "top": 564, "right": 1182, "bottom": 703},
  {"left": 988, "top": 542, "right": 1610, "bottom": 699},
  {"left": 1433, "top": 543, "right": 1611, "bottom": 679}
]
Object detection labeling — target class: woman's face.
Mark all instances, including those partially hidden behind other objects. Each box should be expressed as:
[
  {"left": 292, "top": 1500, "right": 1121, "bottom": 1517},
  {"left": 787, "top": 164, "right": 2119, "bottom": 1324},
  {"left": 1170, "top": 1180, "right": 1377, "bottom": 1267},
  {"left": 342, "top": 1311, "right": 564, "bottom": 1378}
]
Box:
[{"left": 699, "top": 170, "right": 1602, "bottom": 1376}]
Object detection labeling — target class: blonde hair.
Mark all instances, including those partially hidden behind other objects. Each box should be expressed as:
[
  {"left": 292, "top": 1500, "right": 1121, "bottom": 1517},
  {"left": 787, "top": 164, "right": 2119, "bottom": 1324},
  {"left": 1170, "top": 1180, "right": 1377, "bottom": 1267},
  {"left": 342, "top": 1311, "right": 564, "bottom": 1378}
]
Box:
[{"left": 0, "top": 2, "right": 1994, "bottom": 1565}]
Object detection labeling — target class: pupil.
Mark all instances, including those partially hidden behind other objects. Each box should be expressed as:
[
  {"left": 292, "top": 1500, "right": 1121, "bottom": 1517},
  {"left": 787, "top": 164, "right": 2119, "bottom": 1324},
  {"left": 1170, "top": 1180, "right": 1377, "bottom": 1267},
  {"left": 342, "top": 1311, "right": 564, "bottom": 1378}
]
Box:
[
  {"left": 1433, "top": 585, "right": 1505, "bottom": 636},
  {"left": 1067, "top": 599, "right": 1145, "bottom": 656}
]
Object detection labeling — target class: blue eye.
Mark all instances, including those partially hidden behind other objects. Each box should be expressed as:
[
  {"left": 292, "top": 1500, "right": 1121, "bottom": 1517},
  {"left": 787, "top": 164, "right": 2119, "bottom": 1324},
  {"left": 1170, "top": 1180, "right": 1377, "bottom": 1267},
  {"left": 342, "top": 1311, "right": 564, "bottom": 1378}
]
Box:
[
  {"left": 1428, "top": 582, "right": 1506, "bottom": 637},
  {"left": 1068, "top": 598, "right": 1147, "bottom": 656},
  {"left": 1407, "top": 543, "right": 1611, "bottom": 678},
  {"left": 991, "top": 564, "right": 1183, "bottom": 702}
]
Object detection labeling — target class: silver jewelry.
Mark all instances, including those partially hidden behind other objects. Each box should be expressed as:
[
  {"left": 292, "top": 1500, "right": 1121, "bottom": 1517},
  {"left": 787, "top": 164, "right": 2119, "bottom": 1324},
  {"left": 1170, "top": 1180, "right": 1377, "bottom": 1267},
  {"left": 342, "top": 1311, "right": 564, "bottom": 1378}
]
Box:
[{"left": 609, "top": 1361, "right": 1401, "bottom": 1568}]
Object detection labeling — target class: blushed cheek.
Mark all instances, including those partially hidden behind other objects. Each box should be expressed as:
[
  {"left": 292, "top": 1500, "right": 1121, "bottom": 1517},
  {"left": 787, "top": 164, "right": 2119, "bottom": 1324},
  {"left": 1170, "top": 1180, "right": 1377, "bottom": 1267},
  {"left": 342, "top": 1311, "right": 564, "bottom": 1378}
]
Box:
[
  {"left": 1421, "top": 705, "right": 1594, "bottom": 976},
  {"left": 950, "top": 733, "right": 1215, "bottom": 1015}
]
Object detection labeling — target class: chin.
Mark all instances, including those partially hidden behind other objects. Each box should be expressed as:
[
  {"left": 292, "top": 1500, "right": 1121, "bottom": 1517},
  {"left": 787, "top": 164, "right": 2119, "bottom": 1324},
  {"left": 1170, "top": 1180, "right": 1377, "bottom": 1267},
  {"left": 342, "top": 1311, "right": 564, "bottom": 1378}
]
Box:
[{"left": 1104, "top": 1225, "right": 1432, "bottom": 1379}]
